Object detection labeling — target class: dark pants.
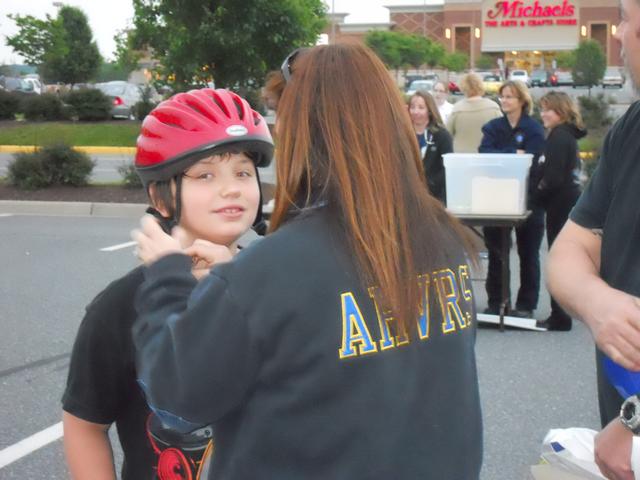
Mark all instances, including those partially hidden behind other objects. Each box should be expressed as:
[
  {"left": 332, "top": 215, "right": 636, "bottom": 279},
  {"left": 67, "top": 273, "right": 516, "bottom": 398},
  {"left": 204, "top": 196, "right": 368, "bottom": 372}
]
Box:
[
  {"left": 545, "top": 189, "right": 581, "bottom": 322},
  {"left": 484, "top": 207, "right": 545, "bottom": 311},
  {"left": 596, "top": 348, "right": 624, "bottom": 427}
]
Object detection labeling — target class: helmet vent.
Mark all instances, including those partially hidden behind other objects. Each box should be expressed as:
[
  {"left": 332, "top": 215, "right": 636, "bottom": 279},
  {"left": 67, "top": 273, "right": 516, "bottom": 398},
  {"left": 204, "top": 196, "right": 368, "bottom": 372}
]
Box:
[
  {"left": 210, "top": 91, "right": 231, "bottom": 118},
  {"left": 232, "top": 97, "right": 245, "bottom": 120}
]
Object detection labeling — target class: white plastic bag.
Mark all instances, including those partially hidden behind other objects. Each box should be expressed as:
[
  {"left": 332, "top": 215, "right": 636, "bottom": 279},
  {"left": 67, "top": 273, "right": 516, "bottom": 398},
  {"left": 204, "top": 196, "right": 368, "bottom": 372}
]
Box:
[
  {"left": 541, "top": 428, "right": 640, "bottom": 480},
  {"left": 541, "top": 428, "right": 605, "bottom": 479}
]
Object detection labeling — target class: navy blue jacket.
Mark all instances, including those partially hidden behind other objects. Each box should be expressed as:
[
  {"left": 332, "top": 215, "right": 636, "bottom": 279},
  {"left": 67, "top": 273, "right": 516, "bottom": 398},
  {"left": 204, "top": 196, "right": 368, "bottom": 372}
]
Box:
[
  {"left": 479, "top": 113, "right": 545, "bottom": 204},
  {"left": 133, "top": 207, "right": 483, "bottom": 479}
]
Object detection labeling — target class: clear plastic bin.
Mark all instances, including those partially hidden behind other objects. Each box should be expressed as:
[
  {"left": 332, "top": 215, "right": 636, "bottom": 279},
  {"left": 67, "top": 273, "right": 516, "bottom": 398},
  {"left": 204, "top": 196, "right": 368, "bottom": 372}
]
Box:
[{"left": 443, "top": 153, "right": 532, "bottom": 215}]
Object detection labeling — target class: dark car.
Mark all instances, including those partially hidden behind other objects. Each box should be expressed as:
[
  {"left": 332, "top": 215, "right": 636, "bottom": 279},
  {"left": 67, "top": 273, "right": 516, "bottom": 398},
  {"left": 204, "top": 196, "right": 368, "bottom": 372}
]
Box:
[{"left": 530, "top": 70, "right": 550, "bottom": 87}]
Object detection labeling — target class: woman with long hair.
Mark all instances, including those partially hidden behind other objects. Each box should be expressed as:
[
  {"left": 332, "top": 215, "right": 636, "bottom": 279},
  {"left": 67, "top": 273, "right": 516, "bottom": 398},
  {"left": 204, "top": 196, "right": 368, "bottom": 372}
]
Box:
[
  {"left": 408, "top": 90, "right": 453, "bottom": 203},
  {"left": 132, "top": 43, "right": 482, "bottom": 479},
  {"left": 538, "top": 91, "right": 586, "bottom": 331}
]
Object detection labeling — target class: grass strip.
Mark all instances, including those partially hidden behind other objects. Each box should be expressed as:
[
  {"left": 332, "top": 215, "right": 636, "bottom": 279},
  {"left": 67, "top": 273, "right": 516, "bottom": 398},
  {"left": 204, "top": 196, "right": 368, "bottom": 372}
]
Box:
[{"left": 0, "top": 122, "right": 139, "bottom": 147}]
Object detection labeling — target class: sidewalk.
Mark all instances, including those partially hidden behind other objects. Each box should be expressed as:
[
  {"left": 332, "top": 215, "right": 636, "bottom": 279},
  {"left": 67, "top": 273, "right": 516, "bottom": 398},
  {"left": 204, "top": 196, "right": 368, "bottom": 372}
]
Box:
[
  {"left": 0, "top": 145, "right": 136, "bottom": 155},
  {"left": 0, "top": 200, "right": 146, "bottom": 218}
]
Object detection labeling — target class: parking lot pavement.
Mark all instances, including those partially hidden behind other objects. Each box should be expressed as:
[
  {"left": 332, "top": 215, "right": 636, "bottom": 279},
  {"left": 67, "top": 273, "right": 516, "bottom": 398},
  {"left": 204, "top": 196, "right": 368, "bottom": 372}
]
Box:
[{"left": 0, "top": 214, "right": 600, "bottom": 479}]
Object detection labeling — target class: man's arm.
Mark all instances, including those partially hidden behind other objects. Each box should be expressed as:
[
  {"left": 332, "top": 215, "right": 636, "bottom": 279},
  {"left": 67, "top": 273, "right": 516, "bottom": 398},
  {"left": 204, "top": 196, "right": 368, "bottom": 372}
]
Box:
[
  {"left": 547, "top": 220, "right": 640, "bottom": 370},
  {"left": 63, "top": 412, "right": 116, "bottom": 480},
  {"left": 594, "top": 418, "right": 634, "bottom": 480}
]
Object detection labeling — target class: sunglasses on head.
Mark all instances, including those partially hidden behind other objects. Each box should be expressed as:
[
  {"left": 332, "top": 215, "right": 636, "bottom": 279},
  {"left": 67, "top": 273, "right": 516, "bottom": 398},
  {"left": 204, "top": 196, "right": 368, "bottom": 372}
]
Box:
[{"left": 280, "top": 48, "right": 307, "bottom": 83}]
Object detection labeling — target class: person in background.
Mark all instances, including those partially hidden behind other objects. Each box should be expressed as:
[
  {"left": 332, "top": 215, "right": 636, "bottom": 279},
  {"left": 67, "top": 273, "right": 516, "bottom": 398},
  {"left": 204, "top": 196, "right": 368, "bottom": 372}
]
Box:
[
  {"left": 547, "top": 0, "right": 640, "bottom": 474},
  {"left": 478, "top": 80, "right": 545, "bottom": 317},
  {"left": 131, "top": 43, "right": 483, "bottom": 479},
  {"left": 432, "top": 81, "right": 453, "bottom": 124},
  {"left": 446, "top": 73, "right": 501, "bottom": 153},
  {"left": 408, "top": 90, "right": 453, "bottom": 204},
  {"left": 536, "top": 91, "right": 586, "bottom": 331}
]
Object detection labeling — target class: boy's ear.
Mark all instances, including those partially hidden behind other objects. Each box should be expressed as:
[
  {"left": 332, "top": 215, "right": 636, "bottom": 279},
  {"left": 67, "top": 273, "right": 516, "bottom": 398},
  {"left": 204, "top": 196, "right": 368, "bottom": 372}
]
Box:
[{"left": 148, "top": 183, "right": 171, "bottom": 218}]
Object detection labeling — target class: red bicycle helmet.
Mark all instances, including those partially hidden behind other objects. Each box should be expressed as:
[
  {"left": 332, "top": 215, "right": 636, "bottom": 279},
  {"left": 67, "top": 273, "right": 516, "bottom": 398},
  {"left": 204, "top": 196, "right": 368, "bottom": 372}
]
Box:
[{"left": 135, "top": 88, "right": 273, "bottom": 186}]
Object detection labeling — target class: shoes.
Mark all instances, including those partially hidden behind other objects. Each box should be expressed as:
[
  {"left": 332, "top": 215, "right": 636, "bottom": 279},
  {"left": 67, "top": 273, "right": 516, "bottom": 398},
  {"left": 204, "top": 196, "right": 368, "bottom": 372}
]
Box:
[
  {"left": 510, "top": 309, "right": 534, "bottom": 318},
  {"left": 483, "top": 306, "right": 501, "bottom": 315},
  {"left": 536, "top": 315, "right": 572, "bottom": 331}
]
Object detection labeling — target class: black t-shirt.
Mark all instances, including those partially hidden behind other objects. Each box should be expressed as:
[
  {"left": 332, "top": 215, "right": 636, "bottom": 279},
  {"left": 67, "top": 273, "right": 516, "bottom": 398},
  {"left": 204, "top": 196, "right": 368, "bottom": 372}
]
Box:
[
  {"left": 62, "top": 266, "right": 155, "bottom": 480},
  {"left": 570, "top": 101, "right": 640, "bottom": 423},
  {"left": 570, "top": 101, "right": 640, "bottom": 296}
]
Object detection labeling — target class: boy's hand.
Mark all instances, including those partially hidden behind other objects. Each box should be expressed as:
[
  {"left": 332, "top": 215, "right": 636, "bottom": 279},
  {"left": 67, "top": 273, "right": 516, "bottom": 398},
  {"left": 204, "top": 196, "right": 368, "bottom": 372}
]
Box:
[
  {"left": 132, "top": 215, "right": 186, "bottom": 265},
  {"left": 184, "top": 239, "right": 233, "bottom": 280}
]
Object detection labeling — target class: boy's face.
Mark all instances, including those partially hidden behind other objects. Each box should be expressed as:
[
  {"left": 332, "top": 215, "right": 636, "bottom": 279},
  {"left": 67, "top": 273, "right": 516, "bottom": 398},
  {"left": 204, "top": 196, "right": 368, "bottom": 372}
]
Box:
[{"left": 179, "top": 152, "right": 260, "bottom": 247}]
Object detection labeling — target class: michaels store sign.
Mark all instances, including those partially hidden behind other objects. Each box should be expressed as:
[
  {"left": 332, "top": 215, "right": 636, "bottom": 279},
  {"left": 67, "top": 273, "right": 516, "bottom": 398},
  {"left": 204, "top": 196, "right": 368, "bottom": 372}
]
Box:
[{"left": 482, "top": 0, "right": 579, "bottom": 51}]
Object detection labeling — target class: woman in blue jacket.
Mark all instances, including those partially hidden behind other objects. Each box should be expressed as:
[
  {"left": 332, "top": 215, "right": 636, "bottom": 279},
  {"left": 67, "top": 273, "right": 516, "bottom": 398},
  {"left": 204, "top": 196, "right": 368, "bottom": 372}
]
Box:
[{"left": 479, "top": 80, "right": 545, "bottom": 317}]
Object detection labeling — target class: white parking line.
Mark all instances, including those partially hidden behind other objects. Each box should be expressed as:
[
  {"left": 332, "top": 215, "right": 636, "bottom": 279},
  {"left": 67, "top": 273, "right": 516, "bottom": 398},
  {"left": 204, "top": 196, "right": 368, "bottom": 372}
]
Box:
[
  {"left": 0, "top": 422, "right": 63, "bottom": 469},
  {"left": 100, "top": 240, "right": 136, "bottom": 252},
  {"left": 0, "top": 214, "right": 14, "bottom": 217}
]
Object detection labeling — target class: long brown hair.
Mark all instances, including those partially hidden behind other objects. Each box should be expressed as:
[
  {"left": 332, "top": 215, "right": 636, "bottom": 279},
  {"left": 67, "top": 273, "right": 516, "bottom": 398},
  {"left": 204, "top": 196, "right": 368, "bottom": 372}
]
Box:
[
  {"left": 539, "top": 91, "right": 585, "bottom": 129},
  {"left": 409, "top": 90, "right": 445, "bottom": 130},
  {"left": 271, "top": 42, "right": 474, "bottom": 333}
]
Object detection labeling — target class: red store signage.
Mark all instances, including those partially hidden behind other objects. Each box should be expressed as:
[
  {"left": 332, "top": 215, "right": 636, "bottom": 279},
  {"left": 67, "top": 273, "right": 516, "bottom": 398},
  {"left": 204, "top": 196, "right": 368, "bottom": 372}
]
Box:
[{"left": 484, "top": 0, "right": 577, "bottom": 27}]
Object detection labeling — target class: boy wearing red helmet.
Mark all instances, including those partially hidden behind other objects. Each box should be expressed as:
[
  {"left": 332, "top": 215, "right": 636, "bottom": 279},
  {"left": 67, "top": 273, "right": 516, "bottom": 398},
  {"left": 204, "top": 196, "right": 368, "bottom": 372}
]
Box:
[{"left": 61, "top": 89, "right": 273, "bottom": 479}]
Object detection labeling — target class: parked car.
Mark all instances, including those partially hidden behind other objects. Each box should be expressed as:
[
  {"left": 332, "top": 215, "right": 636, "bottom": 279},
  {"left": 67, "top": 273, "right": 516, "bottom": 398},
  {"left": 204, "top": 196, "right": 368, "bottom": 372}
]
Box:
[
  {"left": 482, "top": 73, "right": 503, "bottom": 95},
  {"left": 23, "top": 74, "right": 43, "bottom": 94},
  {"left": 95, "top": 81, "right": 142, "bottom": 119},
  {"left": 551, "top": 71, "right": 574, "bottom": 86},
  {"left": 530, "top": 69, "right": 550, "bottom": 87},
  {"left": 0, "top": 76, "right": 34, "bottom": 94},
  {"left": 404, "top": 73, "right": 439, "bottom": 90},
  {"left": 508, "top": 69, "right": 530, "bottom": 86},
  {"left": 601, "top": 66, "right": 624, "bottom": 88},
  {"left": 448, "top": 79, "right": 460, "bottom": 94},
  {"left": 406, "top": 79, "right": 435, "bottom": 96}
]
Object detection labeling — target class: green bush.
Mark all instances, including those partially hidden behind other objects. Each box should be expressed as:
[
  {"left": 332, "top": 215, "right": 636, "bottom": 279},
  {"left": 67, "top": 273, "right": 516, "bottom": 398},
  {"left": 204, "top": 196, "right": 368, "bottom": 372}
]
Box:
[
  {"left": 0, "top": 90, "right": 21, "bottom": 120},
  {"left": 577, "top": 93, "right": 612, "bottom": 131},
  {"left": 7, "top": 144, "right": 95, "bottom": 189},
  {"left": 133, "top": 85, "right": 156, "bottom": 121},
  {"left": 117, "top": 162, "right": 143, "bottom": 188},
  {"left": 64, "top": 88, "right": 111, "bottom": 121},
  {"left": 22, "top": 94, "right": 66, "bottom": 121},
  {"left": 41, "top": 144, "right": 95, "bottom": 186},
  {"left": 7, "top": 151, "right": 50, "bottom": 189}
]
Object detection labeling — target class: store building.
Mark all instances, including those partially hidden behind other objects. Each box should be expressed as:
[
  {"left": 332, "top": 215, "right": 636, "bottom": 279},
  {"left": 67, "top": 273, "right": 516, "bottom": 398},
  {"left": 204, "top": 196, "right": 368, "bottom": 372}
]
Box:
[{"left": 327, "top": 0, "right": 621, "bottom": 70}]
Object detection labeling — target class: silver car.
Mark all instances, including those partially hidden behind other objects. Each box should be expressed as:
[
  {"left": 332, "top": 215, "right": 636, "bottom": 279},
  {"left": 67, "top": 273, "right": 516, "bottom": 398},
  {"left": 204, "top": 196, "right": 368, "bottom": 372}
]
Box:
[
  {"left": 602, "top": 67, "right": 624, "bottom": 88},
  {"left": 95, "top": 81, "right": 143, "bottom": 119},
  {"left": 406, "top": 79, "right": 435, "bottom": 96}
]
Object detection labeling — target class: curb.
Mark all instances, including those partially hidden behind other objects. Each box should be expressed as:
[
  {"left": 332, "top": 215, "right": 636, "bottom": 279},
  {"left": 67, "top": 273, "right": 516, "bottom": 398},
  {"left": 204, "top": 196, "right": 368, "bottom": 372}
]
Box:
[
  {"left": 0, "top": 145, "right": 136, "bottom": 155},
  {"left": 0, "top": 200, "right": 146, "bottom": 218}
]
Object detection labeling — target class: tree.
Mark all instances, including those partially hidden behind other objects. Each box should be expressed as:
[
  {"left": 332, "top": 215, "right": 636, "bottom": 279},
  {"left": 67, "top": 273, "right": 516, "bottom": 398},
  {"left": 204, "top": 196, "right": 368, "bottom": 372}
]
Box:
[
  {"left": 425, "top": 41, "right": 446, "bottom": 69},
  {"left": 555, "top": 50, "right": 576, "bottom": 70},
  {"left": 441, "top": 52, "right": 469, "bottom": 72},
  {"left": 365, "top": 31, "right": 403, "bottom": 71},
  {"left": 572, "top": 40, "right": 606, "bottom": 95},
  {"left": 475, "top": 54, "right": 495, "bottom": 71},
  {"left": 130, "top": 0, "right": 326, "bottom": 91},
  {"left": 6, "top": 6, "right": 102, "bottom": 85},
  {"left": 113, "top": 29, "right": 143, "bottom": 77}
]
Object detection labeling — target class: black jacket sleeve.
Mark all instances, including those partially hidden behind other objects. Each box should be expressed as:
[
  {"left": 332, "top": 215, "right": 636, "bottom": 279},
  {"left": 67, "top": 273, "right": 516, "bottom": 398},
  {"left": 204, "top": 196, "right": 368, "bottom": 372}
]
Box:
[
  {"left": 538, "top": 128, "right": 574, "bottom": 194},
  {"left": 133, "top": 254, "right": 259, "bottom": 428}
]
